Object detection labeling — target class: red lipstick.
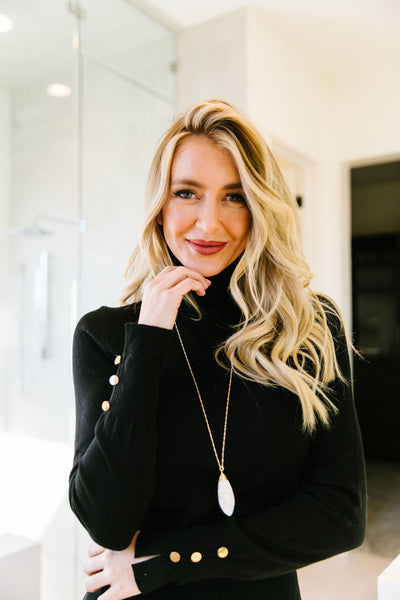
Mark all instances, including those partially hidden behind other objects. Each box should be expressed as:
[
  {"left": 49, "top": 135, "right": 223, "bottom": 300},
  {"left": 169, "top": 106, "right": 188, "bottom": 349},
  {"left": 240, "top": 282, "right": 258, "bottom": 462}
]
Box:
[{"left": 187, "top": 239, "right": 228, "bottom": 255}]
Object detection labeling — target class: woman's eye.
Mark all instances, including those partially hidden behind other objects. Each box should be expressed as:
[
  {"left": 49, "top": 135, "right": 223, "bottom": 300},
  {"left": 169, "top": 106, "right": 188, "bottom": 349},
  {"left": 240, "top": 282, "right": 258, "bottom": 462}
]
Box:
[
  {"left": 226, "top": 193, "right": 247, "bottom": 205},
  {"left": 173, "top": 189, "right": 196, "bottom": 199}
]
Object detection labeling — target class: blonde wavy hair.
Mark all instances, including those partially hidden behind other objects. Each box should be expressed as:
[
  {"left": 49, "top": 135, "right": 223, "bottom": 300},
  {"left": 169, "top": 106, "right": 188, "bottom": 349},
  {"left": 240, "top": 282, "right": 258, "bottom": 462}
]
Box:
[{"left": 122, "top": 99, "right": 347, "bottom": 432}]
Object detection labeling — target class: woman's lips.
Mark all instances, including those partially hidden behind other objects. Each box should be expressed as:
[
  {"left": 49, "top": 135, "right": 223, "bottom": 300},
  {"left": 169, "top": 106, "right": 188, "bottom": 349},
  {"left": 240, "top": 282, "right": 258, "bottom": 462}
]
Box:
[{"left": 186, "top": 239, "right": 228, "bottom": 255}]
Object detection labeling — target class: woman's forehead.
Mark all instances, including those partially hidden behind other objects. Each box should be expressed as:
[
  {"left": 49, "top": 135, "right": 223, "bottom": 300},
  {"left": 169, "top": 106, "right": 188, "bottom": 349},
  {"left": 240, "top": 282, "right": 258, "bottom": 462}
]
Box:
[{"left": 171, "top": 135, "right": 240, "bottom": 184}]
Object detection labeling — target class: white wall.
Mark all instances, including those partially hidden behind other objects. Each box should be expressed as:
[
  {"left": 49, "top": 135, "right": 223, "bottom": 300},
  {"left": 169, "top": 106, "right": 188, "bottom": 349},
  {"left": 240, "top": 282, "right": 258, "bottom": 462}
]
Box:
[
  {"left": 176, "top": 7, "right": 400, "bottom": 327},
  {"left": 246, "top": 7, "right": 334, "bottom": 310},
  {"left": 327, "top": 61, "right": 400, "bottom": 162},
  {"left": 176, "top": 8, "right": 340, "bottom": 307},
  {"left": 322, "top": 58, "right": 400, "bottom": 322},
  {"left": 246, "top": 8, "right": 327, "bottom": 159},
  {"left": 176, "top": 10, "right": 248, "bottom": 113}
]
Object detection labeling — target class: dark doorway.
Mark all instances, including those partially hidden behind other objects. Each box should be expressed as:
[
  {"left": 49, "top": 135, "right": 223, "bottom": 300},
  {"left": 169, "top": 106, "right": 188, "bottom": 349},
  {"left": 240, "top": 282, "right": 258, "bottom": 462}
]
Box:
[{"left": 351, "top": 161, "right": 400, "bottom": 460}]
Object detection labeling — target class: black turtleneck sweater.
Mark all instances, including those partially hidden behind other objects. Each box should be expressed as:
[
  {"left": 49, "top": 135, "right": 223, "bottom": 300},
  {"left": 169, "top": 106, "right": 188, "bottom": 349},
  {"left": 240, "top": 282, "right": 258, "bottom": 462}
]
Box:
[{"left": 69, "top": 261, "right": 366, "bottom": 600}]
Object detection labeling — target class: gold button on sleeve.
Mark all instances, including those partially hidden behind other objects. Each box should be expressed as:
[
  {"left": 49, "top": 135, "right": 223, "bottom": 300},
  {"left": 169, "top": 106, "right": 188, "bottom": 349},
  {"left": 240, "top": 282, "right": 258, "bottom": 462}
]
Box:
[
  {"left": 217, "top": 546, "right": 229, "bottom": 559},
  {"left": 169, "top": 551, "right": 181, "bottom": 563},
  {"left": 102, "top": 400, "right": 110, "bottom": 412},
  {"left": 114, "top": 355, "right": 122, "bottom": 365},
  {"left": 190, "top": 552, "right": 202, "bottom": 563}
]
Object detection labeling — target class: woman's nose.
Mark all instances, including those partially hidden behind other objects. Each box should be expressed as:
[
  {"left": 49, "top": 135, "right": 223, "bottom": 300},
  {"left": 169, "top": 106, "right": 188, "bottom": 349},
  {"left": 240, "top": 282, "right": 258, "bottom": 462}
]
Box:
[{"left": 196, "top": 198, "right": 221, "bottom": 233}]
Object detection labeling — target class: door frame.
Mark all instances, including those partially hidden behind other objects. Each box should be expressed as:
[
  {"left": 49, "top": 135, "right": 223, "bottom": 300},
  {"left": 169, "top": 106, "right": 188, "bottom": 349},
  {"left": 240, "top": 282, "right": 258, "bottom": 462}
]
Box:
[
  {"left": 342, "top": 151, "right": 400, "bottom": 336},
  {"left": 270, "top": 136, "right": 318, "bottom": 277}
]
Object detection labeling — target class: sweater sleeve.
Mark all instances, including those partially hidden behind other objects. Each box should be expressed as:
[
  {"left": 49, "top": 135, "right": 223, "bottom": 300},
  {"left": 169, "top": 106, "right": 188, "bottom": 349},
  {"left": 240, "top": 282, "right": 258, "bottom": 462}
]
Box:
[
  {"left": 131, "top": 307, "right": 367, "bottom": 594},
  {"left": 69, "top": 308, "right": 174, "bottom": 550}
]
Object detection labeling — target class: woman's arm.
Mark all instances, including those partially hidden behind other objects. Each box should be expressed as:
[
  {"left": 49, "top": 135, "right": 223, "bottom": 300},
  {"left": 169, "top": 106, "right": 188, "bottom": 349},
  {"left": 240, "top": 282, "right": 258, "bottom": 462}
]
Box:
[
  {"left": 129, "top": 307, "right": 367, "bottom": 594},
  {"left": 69, "top": 308, "right": 173, "bottom": 550}
]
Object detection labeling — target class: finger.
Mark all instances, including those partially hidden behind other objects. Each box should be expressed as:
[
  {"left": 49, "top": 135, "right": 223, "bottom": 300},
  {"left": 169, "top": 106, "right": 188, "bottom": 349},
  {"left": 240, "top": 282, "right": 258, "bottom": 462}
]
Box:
[
  {"left": 85, "top": 571, "right": 108, "bottom": 593},
  {"left": 83, "top": 553, "right": 104, "bottom": 575},
  {"left": 152, "top": 266, "right": 211, "bottom": 290},
  {"left": 159, "top": 265, "right": 175, "bottom": 274},
  {"left": 173, "top": 277, "right": 209, "bottom": 298},
  {"left": 88, "top": 541, "right": 106, "bottom": 557},
  {"left": 139, "top": 269, "right": 211, "bottom": 329},
  {"left": 154, "top": 273, "right": 210, "bottom": 300}
]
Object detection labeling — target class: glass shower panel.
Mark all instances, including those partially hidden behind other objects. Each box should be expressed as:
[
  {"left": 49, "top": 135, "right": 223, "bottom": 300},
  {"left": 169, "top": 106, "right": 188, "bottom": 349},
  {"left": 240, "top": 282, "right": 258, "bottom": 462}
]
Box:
[
  {"left": 74, "top": 1, "right": 175, "bottom": 596},
  {"left": 1, "top": 1, "right": 175, "bottom": 599},
  {"left": 1, "top": 3, "right": 78, "bottom": 599},
  {"left": 78, "top": 0, "right": 175, "bottom": 314},
  {"left": 79, "top": 57, "right": 174, "bottom": 312},
  {"left": 5, "top": 12, "right": 76, "bottom": 443},
  {"left": 81, "top": 0, "right": 175, "bottom": 103}
]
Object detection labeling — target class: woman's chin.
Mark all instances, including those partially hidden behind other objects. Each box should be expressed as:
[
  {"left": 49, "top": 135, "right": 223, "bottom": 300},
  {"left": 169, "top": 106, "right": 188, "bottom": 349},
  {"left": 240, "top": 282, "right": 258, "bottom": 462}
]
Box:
[{"left": 184, "top": 257, "right": 235, "bottom": 277}]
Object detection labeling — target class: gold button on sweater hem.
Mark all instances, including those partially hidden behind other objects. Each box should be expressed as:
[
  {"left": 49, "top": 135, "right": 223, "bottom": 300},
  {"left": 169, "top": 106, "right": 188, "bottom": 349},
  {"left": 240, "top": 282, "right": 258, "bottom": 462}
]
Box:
[
  {"left": 191, "top": 552, "right": 202, "bottom": 563},
  {"left": 169, "top": 551, "right": 181, "bottom": 563},
  {"left": 218, "top": 546, "right": 229, "bottom": 558}
]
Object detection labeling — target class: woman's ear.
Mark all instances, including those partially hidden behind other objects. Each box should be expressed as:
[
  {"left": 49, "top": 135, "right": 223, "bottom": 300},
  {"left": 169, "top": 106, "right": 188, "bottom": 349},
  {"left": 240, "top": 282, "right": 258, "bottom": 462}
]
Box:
[{"left": 157, "top": 213, "right": 163, "bottom": 225}]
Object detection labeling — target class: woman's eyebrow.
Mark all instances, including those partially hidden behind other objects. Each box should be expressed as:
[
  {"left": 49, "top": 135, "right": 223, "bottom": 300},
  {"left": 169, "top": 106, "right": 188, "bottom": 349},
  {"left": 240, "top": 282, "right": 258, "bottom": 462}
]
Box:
[{"left": 171, "top": 178, "right": 243, "bottom": 190}]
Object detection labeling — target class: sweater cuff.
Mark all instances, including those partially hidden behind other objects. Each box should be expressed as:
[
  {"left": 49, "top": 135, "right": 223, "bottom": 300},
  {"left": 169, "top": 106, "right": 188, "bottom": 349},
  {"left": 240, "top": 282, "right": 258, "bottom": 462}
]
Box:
[{"left": 132, "top": 517, "right": 257, "bottom": 594}]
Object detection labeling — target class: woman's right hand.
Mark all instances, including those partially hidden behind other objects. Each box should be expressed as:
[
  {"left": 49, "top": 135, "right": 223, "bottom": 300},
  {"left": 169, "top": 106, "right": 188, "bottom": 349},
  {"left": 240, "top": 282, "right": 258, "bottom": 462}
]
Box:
[{"left": 138, "top": 266, "right": 211, "bottom": 330}]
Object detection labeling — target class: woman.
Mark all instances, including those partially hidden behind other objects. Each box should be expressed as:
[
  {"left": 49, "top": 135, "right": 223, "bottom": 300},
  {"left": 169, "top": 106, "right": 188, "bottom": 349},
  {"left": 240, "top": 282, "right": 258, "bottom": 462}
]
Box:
[{"left": 69, "top": 99, "right": 366, "bottom": 600}]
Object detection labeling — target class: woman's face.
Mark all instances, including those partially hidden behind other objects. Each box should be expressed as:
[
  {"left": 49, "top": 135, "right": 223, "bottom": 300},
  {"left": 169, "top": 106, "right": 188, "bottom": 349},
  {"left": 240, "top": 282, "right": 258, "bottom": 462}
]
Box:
[{"left": 159, "top": 135, "right": 251, "bottom": 277}]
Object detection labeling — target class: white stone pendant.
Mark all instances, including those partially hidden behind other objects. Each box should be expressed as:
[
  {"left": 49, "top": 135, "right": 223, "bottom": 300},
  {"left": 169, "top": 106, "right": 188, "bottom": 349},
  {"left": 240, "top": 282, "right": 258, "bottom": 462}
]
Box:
[{"left": 217, "top": 473, "right": 235, "bottom": 516}]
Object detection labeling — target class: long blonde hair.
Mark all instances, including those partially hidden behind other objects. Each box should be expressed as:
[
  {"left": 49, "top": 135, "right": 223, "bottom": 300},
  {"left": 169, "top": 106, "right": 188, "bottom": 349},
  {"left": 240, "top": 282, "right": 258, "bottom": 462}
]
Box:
[{"left": 122, "top": 99, "right": 347, "bottom": 432}]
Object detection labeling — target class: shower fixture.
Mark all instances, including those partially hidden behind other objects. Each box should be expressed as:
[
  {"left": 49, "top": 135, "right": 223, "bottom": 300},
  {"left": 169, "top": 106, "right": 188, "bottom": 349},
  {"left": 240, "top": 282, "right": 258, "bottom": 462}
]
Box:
[
  {"left": 10, "top": 224, "right": 52, "bottom": 237},
  {"left": 9, "top": 214, "right": 87, "bottom": 236}
]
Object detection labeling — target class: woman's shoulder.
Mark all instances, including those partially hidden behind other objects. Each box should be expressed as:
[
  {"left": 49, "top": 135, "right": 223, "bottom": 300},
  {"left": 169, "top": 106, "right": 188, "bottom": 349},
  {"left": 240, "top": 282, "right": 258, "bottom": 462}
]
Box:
[
  {"left": 77, "top": 303, "right": 140, "bottom": 329},
  {"left": 74, "top": 303, "right": 141, "bottom": 356}
]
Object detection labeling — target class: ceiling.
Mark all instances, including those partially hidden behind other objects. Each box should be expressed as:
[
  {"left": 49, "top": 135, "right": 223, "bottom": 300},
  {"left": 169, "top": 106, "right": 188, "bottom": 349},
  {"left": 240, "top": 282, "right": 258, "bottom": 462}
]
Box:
[
  {"left": 0, "top": 0, "right": 399, "bottom": 89},
  {"left": 137, "top": 0, "right": 400, "bottom": 75}
]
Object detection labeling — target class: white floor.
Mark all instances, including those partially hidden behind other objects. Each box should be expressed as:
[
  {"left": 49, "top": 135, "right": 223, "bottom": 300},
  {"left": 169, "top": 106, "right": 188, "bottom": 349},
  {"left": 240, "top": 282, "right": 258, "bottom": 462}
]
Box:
[{"left": 298, "top": 548, "right": 391, "bottom": 600}]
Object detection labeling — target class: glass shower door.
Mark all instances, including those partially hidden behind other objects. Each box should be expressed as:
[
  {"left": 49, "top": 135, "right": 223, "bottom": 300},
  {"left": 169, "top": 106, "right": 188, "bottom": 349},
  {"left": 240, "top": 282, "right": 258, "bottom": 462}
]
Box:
[
  {"left": 1, "top": 3, "right": 78, "bottom": 599},
  {"left": 73, "top": 1, "right": 176, "bottom": 597},
  {"left": 0, "top": 1, "right": 175, "bottom": 598}
]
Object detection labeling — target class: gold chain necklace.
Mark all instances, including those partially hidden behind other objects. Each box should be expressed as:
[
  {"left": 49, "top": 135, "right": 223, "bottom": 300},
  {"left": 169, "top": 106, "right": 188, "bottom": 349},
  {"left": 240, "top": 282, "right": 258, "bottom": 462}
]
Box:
[{"left": 175, "top": 323, "right": 235, "bottom": 517}]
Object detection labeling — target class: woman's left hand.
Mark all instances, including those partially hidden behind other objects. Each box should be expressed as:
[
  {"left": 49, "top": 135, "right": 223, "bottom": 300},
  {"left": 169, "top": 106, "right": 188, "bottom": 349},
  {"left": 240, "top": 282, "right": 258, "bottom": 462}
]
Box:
[{"left": 83, "top": 531, "right": 157, "bottom": 600}]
